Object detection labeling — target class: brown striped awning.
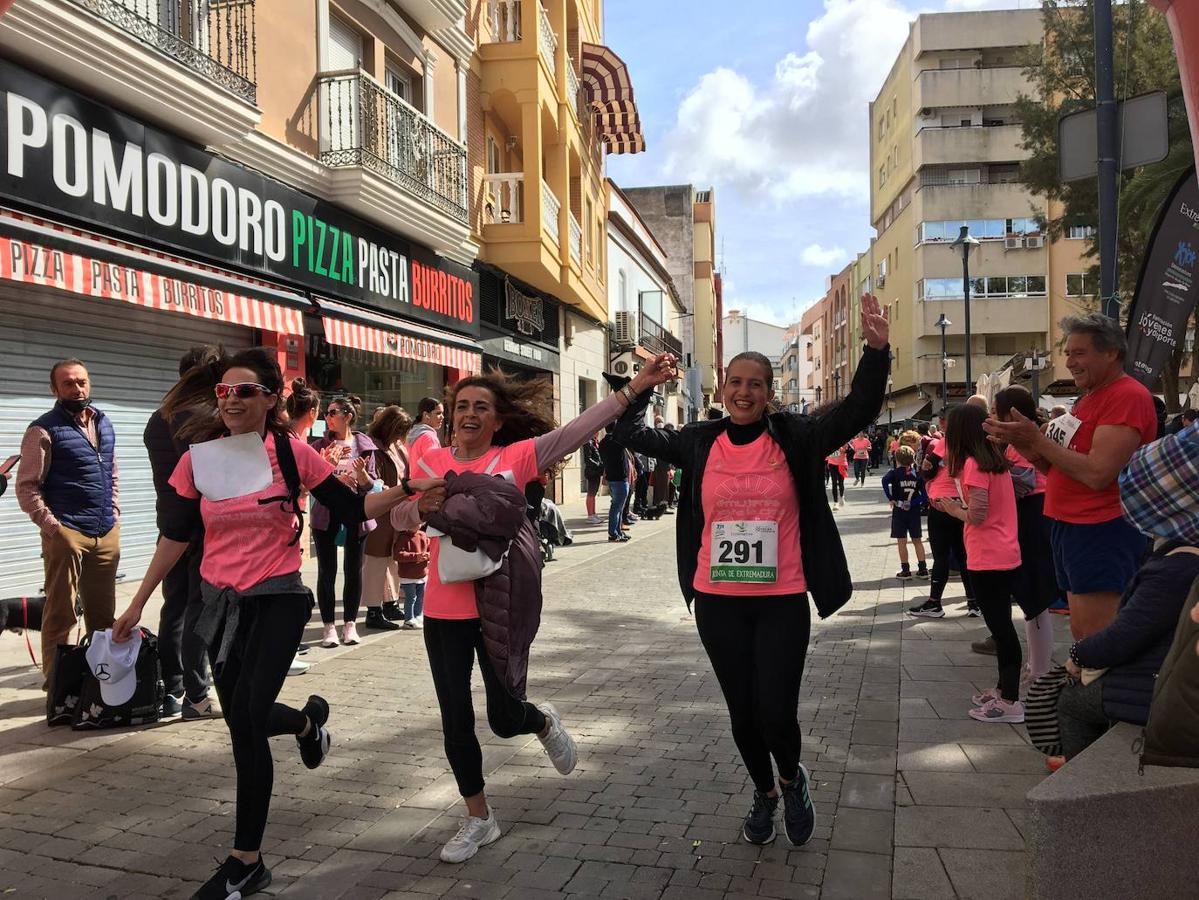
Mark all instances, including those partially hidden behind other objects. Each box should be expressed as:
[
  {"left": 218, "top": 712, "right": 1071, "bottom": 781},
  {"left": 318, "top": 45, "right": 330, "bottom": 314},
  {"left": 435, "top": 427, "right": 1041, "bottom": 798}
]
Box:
[{"left": 581, "top": 42, "right": 645, "bottom": 155}]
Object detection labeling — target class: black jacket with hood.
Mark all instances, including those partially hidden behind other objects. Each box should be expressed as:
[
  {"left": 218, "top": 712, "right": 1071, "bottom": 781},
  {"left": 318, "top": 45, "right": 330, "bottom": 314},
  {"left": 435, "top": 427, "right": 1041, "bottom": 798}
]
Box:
[{"left": 611, "top": 345, "right": 889, "bottom": 619}]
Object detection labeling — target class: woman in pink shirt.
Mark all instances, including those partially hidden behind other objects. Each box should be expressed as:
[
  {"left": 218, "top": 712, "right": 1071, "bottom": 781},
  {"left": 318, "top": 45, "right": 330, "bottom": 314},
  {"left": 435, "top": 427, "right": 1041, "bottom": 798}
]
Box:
[
  {"left": 110, "top": 348, "right": 442, "bottom": 899},
  {"left": 612, "top": 294, "right": 891, "bottom": 849},
  {"left": 397, "top": 354, "right": 679, "bottom": 865},
  {"left": 932, "top": 403, "right": 1024, "bottom": 724}
]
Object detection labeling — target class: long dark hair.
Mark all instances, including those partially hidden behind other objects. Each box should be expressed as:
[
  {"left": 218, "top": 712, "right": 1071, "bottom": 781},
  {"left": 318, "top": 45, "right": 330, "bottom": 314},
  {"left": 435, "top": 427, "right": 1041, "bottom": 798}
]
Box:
[
  {"left": 368, "top": 405, "right": 413, "bottom": 449},
  {"left": 417, "top": 396, "right": 443, "bottom": 422},
  {"left": 164, "top": 347, "right": 291, "bottom": 443},
  {"left": 994, "top": 385, "right": 1040, "bottom": 425},
  {"left": 944, "top": 403, "right": 1009, "bottom": 477},
  {"left": 447, "top": 369, "right": 556, "bottom": 446},
  {"left": 284, "top": 377, "right": 321, "bottom": 422}
]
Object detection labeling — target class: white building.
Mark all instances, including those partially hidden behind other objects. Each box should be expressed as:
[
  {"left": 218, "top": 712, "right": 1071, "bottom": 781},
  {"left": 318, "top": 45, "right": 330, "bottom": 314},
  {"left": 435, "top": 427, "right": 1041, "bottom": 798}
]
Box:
[
  {"left": 607, "top": 181, "right": 688, "bottom": 425},
  {"left": 722, "top": 310, "right": 788, "bottom": 393}
]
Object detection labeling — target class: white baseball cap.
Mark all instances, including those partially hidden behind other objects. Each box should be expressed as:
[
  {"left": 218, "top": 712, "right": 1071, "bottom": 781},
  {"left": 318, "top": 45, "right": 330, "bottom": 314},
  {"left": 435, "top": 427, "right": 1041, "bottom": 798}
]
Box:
[{"left": 85, "top": 629, "right": 142, "bottom": 706}]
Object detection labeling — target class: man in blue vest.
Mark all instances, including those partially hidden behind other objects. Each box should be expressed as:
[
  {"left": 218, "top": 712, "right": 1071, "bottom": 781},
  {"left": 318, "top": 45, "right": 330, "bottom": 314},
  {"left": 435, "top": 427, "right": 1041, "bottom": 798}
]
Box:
[{"left": 16, "top": 359, "right": 120, "bottom": 680}]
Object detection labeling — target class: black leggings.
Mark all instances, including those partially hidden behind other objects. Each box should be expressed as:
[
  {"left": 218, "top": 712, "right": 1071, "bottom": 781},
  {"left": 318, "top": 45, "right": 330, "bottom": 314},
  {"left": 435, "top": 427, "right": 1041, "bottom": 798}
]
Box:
[
  {"left": 1014, "top": 493, "right": 1055, "bottom": 620},
  {"left": 927, "top": 505, "right": 974, "bottom": 603},
  {"left": 853, "top": 459, "right": 868, "bottom": 484},
  {"left": 210, "top": 592, "right": 311, "bottom": 852},
  {"left": 827, "top": 466, "right": 845, "bottom": 502},
  {"left": 968, "top": 569, "right": 1022, "bottom": 701},
  {"left": 694, "top": 593, "right": 811, "bottom": 794},
  {"left": 313, "top": 525, "right": 364, "bottom": 624},
  {"left": 424, "top": 617, "right": 547, "bottom": 798}
]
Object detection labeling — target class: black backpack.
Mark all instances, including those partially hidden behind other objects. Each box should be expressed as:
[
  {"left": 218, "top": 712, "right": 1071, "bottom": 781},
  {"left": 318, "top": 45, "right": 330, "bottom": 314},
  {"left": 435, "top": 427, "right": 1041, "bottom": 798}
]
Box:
[
  {"left": 70, "top": 626, "right": 165, "bottom": 730},
  {"left": 259, "top": 428, "right": 305, "bottom": 546},
  {"left": 46, "top": 636, "right": 91, "bottom": 726}
]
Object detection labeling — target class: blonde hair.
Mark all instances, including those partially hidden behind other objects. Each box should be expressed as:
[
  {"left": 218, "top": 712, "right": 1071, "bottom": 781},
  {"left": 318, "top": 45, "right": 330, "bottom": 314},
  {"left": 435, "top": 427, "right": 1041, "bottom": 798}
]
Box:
[
  {"left": 895, "top": 445, "right": 915, "bottom": 466},
  {"left": 899, "top": 430, "right": 921, "bottom": 448}
]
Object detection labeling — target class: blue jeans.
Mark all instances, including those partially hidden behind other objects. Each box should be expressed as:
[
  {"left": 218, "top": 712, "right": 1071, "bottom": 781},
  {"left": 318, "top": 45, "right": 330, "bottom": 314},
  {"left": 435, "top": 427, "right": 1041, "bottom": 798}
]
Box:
[
  {"left": 402, "top": 582, "right": 426, "bottom": 621},
  {"left": 608, "top": 480, "right": 630, "bottom": 537}
]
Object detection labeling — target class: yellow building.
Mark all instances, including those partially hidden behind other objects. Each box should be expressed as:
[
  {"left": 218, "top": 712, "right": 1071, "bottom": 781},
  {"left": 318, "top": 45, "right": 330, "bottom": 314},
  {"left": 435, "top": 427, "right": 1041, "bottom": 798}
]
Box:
[
  {"left": 869, "top": 8, "right": 1089, "bottom": 415},
  {"left": 848, "top": 245, "right": 874, "bottom": 373}
]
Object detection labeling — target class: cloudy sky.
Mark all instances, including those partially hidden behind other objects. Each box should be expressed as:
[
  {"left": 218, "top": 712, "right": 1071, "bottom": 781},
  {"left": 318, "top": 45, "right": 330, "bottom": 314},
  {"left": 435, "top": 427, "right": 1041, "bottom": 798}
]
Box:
[{"left": 604, "top": 0, "right": 1029, "bottom": 326}]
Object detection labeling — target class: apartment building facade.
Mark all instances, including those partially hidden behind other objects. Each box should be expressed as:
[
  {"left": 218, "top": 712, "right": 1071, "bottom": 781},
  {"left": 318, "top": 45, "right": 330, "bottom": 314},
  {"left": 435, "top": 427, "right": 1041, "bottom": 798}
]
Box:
[
  {"left": 0, "top": 0, "right": 488, "bottom": 595},
  {"left": 869, "top": 8, "right": 1091, "bottom": 418}
]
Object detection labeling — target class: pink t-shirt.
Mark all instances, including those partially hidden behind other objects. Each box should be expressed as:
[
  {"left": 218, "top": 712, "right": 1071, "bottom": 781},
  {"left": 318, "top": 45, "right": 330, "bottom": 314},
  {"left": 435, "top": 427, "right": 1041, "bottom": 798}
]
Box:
[
  {"left": 170, "top": 432, "right": 334, "bottom": 591},
  {"left": 694, "top": 432, "right": 806, "bottom": 596},
  {"left": 825, "top": 448, "right": 848, "bottom": 474},
  {"left": 960, "top": 457, "right": 1021, "bottom": 571},
  {"left": 411, "top": 440, "right": 540, "bottom": 620},
  {"left": 851, "top": 437, "right": 871, "bottom": 460},
  {"left": 1005, "top": 444, "right": 1046, "bottom": 496},
  {"left": 924, "top": 437, "right": 958, "bottom": 500}
]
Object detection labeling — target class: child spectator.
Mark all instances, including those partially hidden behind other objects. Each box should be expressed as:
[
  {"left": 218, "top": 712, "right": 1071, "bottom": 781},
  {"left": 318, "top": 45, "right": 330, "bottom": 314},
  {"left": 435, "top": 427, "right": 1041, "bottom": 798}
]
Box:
[
  {"left": 394, "top": 528, "right": 430, "bottom": 629},
  {"left": 883, "top": 445, "right": 929, "bottom": 580}
]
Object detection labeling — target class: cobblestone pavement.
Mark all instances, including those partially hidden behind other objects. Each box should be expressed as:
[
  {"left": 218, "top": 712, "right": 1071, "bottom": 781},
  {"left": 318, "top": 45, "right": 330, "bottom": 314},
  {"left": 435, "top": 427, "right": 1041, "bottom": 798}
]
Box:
[{"left": 0, "top": 478, "right": 1068, "bottom": 898}]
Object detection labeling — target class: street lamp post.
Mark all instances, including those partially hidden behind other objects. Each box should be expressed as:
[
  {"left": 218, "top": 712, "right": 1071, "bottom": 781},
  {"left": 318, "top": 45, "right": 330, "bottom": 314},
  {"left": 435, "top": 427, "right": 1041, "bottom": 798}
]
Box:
[
  {"left": 833, "top": 371, "right": 841, "bottom": 400},
  {"left": 936, "top": 313, "right": 952, "bottom": 416},
  {"left": 950, "top": 225, "right": 980, "bottom": 391}
]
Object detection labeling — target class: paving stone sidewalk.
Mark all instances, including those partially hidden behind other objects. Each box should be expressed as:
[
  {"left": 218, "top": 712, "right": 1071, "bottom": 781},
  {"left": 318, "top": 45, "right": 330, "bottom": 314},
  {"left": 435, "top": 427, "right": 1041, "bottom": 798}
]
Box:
[{"left": 0, "top": 481, "right": 1066, "bottom": 898}]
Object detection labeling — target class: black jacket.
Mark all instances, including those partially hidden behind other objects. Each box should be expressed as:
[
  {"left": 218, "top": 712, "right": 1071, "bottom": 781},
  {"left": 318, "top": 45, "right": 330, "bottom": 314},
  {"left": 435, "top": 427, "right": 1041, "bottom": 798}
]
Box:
[
  {"left": 582, "top": 440, "right": 603, "bottom": 479},
  {"left": 144, "top": 408, "right": 201, "bottom": 540},
  {"left": 598, "top": 434, "right": 628, "bottom": 482},
  {"left": 612, "top": 345, "right": 890, "bottom": 618},
  {"left": 1074, "top": 543, "right": 1199, "bottom": 726}
]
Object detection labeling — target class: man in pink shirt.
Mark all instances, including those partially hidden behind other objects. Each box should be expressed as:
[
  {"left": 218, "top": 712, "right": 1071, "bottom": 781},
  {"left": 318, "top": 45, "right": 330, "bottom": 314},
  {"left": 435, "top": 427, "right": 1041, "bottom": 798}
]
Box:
[{"left": 16, "top": 360, "right": 120, "bottom": 679}]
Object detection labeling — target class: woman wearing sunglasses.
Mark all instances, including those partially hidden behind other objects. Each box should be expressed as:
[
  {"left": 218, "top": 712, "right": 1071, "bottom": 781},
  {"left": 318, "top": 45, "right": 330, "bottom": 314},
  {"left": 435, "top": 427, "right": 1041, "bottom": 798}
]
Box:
[
  {"left": 311, "top": 396, "right": 378, "bottom": 647},
  {"left": 111, "top": 348, "right": 442, "bottom": 900}
]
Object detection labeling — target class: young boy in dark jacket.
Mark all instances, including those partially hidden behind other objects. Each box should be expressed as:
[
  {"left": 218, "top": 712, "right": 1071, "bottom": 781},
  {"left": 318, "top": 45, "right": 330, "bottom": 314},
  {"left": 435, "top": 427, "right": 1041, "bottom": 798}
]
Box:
[{"left": 883, "top": 445, "right": 929, "bottom": 580}]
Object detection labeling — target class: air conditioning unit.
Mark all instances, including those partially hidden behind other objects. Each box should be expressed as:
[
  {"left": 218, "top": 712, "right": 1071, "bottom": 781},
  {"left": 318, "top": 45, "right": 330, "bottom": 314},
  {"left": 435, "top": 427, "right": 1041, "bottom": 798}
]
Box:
[
  {"left": 613, "top": 310, "right": 635, "bottom": 345},
  {"left": 1004, "top": 235, "right": 1022, "bottom": 250},
  {"left": 1024, "top": 235, "right": 1045, "bottom": 249}
]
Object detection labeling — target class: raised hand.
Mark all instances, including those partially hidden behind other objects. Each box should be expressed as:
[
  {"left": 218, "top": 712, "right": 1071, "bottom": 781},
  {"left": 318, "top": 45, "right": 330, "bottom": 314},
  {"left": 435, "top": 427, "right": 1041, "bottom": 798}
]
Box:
[
  {"left": 630, "top": 352, "right": 680, "bottom": 393},
  {"left": 860, "top": 293, "right": 889, "bottom": 350}
]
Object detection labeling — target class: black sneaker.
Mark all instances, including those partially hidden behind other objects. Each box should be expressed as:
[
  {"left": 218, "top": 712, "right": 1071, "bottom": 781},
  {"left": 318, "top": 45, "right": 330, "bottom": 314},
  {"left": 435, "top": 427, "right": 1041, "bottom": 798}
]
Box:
[
  {"left": 297, "top": 695, "right": 331, "bottom": 770},
  {"left": 907, "top": 599, "right": 945, "bottom": 619},
  {"left": 162, "top": 692, "right": 184, "bottom": 719},
  {"left": 364, "top": 608, "right": 400, "bottom": 631},
  {"left": 966, "top": 602, "right": 982, "bottom": 618},
  {"left": 192, "top": 856, "right": 271, "bottom": 899},
  {"left": 896, "top": 567, "right": 913, "bottom": 580},
  {"left": 916, "top": 566, "right": 929, "bottom": 579},
  {"left": 742, "top": 790, "right": 778, "bottom": 845},
  {"left": 381, "top": 600, "right": 404, "bottom": 622},
  {"left": 781, "top": 765, "right": 816, "bottom": 846}
]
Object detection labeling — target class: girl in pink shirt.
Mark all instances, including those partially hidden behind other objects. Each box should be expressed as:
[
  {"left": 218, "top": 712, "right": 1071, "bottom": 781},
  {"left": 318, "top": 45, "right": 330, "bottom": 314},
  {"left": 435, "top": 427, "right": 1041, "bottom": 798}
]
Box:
[
  {"left": 109, "top": 349, "right": 440, "bottom": 897},
  {"left": 933, "top": 403, "right": 1024, "bottom": 724}
]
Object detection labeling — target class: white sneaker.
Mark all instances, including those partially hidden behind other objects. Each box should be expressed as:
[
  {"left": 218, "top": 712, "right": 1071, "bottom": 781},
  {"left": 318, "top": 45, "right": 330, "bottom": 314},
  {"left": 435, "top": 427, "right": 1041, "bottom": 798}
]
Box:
[
  {"left": 402, "top": 619, "right": 417, "bottom": 630},
  {"left": 342, "top": 622, "right": 360, "bottom": 645},
  {"left": 536, "top": 702, "right": 578, "bottom": 775},
  {"left": 321, "top": 623, "right": 339, "bottom": 648},
  {"left": 414, "top": 615, "right": 424, "bottom": 629},
  {"left": 838, "top": 497, "right": 845, "bottom": 508},
  {"left": 440, "top": 812, "right": 501, "bottom": 863},
  {"left": 288, "top": 655, "right": 310, "bottom": 676}
]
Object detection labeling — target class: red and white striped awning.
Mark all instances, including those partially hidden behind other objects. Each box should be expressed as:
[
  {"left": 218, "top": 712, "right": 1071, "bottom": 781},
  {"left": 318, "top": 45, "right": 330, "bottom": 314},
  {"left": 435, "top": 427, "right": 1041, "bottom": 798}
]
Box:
[
  {"left": 316, "top": 296, "right": 483, "bottom": 373},
  {"left": 0, "top": 208, "right": 306, "bottom": 335},
  {"left": 581, "top": 42, "right": 645, "bottom": 155}
]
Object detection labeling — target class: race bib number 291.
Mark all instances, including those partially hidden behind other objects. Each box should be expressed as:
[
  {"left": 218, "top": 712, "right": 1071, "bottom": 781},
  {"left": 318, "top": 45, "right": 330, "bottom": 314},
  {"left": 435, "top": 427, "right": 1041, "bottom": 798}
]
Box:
[{"left": 710, "top": 520, "right": 778, "bottom": 583}]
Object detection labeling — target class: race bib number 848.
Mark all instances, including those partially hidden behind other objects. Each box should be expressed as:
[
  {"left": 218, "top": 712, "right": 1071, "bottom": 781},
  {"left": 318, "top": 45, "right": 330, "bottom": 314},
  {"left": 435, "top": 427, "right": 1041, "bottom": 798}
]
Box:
[{"left": 710, "top": 520, "right": 779, "bottom": 583}]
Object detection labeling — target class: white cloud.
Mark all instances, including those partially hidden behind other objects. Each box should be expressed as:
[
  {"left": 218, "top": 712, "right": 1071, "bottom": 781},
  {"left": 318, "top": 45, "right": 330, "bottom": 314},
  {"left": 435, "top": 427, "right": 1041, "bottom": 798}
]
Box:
[
  {"left": 801, "top": 243, "right": 849, "bottom": 268},
  {"left": 660, "top": 0, "right": 917, "bottom": 203}
]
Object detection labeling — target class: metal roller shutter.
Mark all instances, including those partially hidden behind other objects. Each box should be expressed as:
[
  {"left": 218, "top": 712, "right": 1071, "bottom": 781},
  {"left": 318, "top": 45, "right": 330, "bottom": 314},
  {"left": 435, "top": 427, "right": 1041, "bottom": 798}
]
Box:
[{"left": 0, "top": 286, "right": 249, "bottom": 598}]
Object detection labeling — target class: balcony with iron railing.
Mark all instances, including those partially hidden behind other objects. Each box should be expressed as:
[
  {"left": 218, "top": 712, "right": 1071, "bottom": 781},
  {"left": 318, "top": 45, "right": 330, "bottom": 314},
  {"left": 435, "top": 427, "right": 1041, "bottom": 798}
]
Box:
[
  {"left": 319, "top": 70, "right": 468, "bottom": 223},
  {"left": 67, "top": 0, "right": 257, "bottom": 103},
  {"left": 639, "top": 312, "right": 684, "bottom": 358}
]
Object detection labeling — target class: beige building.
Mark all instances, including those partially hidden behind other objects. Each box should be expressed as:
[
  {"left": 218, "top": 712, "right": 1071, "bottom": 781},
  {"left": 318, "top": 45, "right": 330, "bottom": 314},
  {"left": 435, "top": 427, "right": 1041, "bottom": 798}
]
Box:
[{"left": 869, "top": 8, "right": 1091, "bottom": 417}]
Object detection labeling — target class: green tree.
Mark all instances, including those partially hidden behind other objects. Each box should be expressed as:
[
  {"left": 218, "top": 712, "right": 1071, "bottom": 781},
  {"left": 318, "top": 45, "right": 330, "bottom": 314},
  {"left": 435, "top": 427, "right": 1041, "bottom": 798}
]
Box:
[{"left": 1015, "top": 0, "right": 1197, "bottom": 407}]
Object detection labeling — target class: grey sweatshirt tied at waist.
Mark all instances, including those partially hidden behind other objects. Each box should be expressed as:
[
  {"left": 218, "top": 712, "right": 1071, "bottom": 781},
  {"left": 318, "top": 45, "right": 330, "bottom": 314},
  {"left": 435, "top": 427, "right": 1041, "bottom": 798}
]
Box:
[{"left": 196, "top": 572, "right": 310, "bottom": 673}]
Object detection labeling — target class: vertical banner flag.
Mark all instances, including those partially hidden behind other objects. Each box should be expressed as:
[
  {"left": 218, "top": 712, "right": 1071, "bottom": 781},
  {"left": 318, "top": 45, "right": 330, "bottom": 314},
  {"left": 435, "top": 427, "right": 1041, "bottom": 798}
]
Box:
[{"left": 1126, "top": 167, "right": 1199, "bottom": 387}]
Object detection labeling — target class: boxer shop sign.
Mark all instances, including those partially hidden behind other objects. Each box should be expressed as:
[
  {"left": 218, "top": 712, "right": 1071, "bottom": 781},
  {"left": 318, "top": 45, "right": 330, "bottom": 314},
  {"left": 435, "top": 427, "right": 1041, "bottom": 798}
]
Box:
[{"left": 0, "top": 58, "right": 478, "bottom": 337}]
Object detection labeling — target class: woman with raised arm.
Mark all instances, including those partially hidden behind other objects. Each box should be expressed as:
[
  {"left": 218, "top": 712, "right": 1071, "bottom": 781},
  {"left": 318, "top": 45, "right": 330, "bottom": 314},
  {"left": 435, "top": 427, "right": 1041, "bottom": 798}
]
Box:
[
  {"left": 395, "top": 357, "right": 677, "bottom": 864},
  {"left": 610, "top": 295, "right": 890, "bottom": 848},
  {"left": 111, "top": 348, "right": 442, "bottom": 900}
]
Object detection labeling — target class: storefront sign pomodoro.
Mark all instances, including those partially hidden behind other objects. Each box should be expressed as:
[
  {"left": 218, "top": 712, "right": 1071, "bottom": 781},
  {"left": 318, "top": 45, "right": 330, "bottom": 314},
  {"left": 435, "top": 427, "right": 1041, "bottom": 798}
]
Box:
[{"left": 0, "top": 59, "right": 478, "bottom": 337}]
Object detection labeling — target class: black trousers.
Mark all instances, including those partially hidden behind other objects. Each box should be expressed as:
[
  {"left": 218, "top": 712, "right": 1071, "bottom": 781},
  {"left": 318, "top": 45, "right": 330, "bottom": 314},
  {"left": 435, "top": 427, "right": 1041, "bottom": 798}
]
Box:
[
  {"left": 312, "top": 525, "right": 364, "bottom": 624},
  {"left": 827, "top": 465, "right": 845, "bottom": 502},
  {"left": 424, "top": 617, "right": 547, "bottom": 798},
  {"left": 853, "top": 459, "right": 868, "bottom": 484},
  {"left": 1015, "top": 493, "right": 1056, "bottom": 620},
  {"left": 210, "top": 592, "right": 311, "bottom": 851},
  {"left": 634, "top": 471, "right": 650, "bottom": 510},
  {"left": 969, "top": 569, "right": 1022, "bottom": 701},
  {"left": 927, "top": 506, "right": 974, "bottom": 603},
  {"left": 694, "top": 593, "right": 810, "bottom": 794},
  {"left": 158, "top": 537, "right": 210, "bottom": 701}
]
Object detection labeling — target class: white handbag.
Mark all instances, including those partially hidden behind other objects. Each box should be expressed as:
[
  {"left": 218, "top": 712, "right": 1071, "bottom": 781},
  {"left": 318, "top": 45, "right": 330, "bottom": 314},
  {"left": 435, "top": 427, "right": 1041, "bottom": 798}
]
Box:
[{"left": 419, "top": 455, "right": 512, "bottom": 583}]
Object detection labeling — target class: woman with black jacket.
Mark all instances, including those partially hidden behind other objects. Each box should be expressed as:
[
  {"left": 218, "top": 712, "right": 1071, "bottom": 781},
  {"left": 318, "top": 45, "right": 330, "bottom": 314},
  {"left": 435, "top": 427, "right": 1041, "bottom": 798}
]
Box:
[{"left": 611, "top": 293, "right": 890, "bottom": 848}]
